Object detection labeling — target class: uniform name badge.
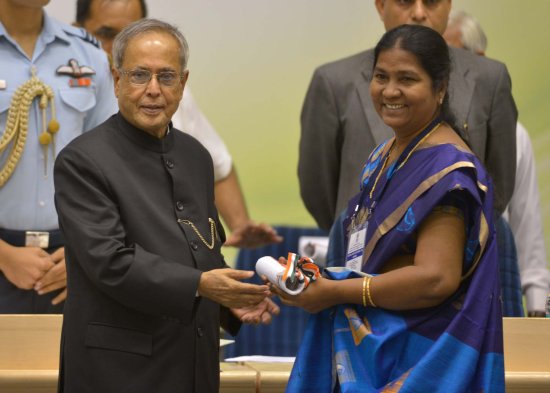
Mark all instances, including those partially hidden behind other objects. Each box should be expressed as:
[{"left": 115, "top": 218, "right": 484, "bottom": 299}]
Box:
[{"left": 345, "top": 223, "right": 367, "bottom": 271}]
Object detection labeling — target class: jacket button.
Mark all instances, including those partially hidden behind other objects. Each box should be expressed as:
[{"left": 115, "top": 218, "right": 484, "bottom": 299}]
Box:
[
  {"left": 176, "top": 201, "right": 184, "bottom": 211},
  {"left": 190, "top": 241, "right": 199, "bottom": 251},
  {"left": 165, "top": 159, "right": 174, "bottom": 169},
  {"left": 197, "top": 327, "right": 204, "bottom": 337}
]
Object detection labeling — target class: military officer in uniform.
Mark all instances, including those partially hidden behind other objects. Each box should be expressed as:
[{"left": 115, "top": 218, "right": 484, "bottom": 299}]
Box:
[{"left": 0, "top": 0, "right": 117, "bottom": 313}]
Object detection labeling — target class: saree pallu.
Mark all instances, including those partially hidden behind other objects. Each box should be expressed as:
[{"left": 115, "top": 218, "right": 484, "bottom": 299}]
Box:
[{"left": 286, "top": 143, "right": 504, "bottom": 393}]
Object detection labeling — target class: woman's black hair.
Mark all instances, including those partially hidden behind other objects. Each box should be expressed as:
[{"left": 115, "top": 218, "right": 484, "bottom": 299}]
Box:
[{"left": 373, "top": 24, "right": 460, "bottom": 135}]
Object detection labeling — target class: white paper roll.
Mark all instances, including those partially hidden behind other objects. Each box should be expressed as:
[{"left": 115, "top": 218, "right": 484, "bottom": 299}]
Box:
[{"left": 255, "top": 256, "right": 305, "bottom": 295}]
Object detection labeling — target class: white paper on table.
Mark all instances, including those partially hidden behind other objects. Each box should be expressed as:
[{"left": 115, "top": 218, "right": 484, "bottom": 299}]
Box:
[
  {"left": 220, "top": 339, "right": 235, "bottom": 347},
  {"left": 224, "top": 355, "right": 295, "bottom": 363}
]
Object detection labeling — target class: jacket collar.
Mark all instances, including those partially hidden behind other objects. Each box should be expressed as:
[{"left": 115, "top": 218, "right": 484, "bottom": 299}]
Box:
[
  {"left": 0, "top": 11, "right": 71, "bottom": 58},
  {"left": 116, "top": 112, "right": 175, "bottom": 154}
]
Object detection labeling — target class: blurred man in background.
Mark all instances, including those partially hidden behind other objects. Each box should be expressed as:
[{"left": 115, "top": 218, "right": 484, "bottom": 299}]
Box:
[
  {"left": 299, "top": 0, "right": 516, "bottom": 230},
  {"left": 444, "top": 10, "right": 550, "bottom": 317}
]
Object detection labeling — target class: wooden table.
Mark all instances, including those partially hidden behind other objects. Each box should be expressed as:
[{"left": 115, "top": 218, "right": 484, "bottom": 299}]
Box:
[
  {"left": 503, "top": 318, "right": 550, "bottom": 393},
  {"left": 243, "top": 362, "right": 293, "bottom": 393},
  {"left": 0, "top": 315, "right": 549, "bottom": 392},
  {"left": 220, "top": 362, "right": 258, "bottom": 393}
]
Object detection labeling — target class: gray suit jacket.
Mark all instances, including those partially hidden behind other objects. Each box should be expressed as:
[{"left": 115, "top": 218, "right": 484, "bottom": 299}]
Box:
[{"left": 298, "top": 46, "right": 517, "bottom": 231}]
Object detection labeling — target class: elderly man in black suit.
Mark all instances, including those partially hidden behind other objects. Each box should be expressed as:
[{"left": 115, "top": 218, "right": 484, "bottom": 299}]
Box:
[{"left": 54, "top": 18, "right": 278, "bottom": 393}]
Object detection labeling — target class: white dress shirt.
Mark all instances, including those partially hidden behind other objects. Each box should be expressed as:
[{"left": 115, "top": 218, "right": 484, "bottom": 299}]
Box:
[
  {"left": 172, "top": 88, "right": 232, "bottom": 182},
  {"left": 503, "top": 122, "right": 550, "bottom": 312}
]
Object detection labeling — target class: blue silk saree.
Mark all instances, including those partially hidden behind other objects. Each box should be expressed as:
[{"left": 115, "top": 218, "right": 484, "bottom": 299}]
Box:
[{"left": 286, "top": 142, "right": 504, "bottom": 393}]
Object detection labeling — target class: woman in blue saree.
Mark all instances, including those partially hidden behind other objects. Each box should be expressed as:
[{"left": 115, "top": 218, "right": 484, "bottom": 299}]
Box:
[{"left": 274, "top": 25, "right": 504, "bottom": 393}]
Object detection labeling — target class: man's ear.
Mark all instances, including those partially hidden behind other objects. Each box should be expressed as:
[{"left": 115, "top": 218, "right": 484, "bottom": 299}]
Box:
[
  {"left": 374, "top": 0, "right": 386, "bottom": 19},
  {"left": 181, "top": 70, "right": 189, "bottom": 89},
  {"left": 112, "top": 67, "right": 121, "bottom": 98}
]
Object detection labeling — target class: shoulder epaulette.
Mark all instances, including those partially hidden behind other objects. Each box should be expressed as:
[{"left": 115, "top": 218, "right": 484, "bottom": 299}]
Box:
[{"left": 64, "top": 26, "right": 101, "bottom": 49}]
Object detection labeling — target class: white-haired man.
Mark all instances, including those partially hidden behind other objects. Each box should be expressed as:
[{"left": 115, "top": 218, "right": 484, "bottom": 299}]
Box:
[
  {"left": 54, "top": 19, "right": 279, "bottom": 392},
  {"left": 444, "top": 9, "right": 550, "bottom": 317}
]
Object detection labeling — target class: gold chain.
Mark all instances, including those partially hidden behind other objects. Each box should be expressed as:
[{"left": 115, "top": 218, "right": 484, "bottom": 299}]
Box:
[
  {"left": 396, "top": 122, "right": 442, "bottom": 172},
  {"left": 177, "top": 218, "right": 217, "bottom": 250}
]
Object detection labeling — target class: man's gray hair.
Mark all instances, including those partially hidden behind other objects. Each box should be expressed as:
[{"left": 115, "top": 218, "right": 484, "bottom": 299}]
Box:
[
  {"left": 448, "top": 10, "right": 487, "bottom": 54},
  {"left": 112, "top": 18, "right": 189, "bottom": 71}
]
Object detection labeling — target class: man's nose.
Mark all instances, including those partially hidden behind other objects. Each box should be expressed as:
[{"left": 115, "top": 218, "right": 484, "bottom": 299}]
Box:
[
  {"left": 145, "top": 74, "right": 162, "bottom": 95},
  {"left": 411, "top": 1, "right": 428, "bottom": 23}
]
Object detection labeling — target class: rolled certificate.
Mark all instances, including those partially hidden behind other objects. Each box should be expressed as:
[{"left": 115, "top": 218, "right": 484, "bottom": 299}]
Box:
[{"left": 255, "top": 256, "right": 306, "bottom": 295}]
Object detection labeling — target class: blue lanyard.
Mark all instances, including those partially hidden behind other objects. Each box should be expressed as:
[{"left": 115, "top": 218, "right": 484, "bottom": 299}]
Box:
[{"left": 351, "top": 116, "right": 442, "bottom": 225}]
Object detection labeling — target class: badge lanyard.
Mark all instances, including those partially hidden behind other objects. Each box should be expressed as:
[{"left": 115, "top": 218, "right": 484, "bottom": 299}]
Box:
[{"left": 345, "top": 116, "right": 442, "bottom": 271}]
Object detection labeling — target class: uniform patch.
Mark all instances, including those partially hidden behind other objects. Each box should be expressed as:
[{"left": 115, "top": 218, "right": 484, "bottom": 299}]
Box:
[{"left": 56, "top": 59, "right": 95, "bottom": 78}]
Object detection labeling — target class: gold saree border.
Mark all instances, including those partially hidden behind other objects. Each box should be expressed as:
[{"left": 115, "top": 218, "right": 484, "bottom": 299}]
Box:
[{"left": 362, "top": 161, "right": 489, "bottom": 281}]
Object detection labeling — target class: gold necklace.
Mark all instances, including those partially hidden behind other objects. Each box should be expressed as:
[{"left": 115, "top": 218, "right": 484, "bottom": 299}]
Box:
[
  {"left": 395, "top": 122, "right": 442, "bottom": 172},
  {"left": 0, "top": 67, "right": 59, "bottom": 186},
  {"left": 178, "top": 218, "right": 217, "bottom": 250}
]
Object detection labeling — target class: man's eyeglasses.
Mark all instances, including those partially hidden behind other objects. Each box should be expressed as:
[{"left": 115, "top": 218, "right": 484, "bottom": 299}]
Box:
[{"left": 119, "top": 69, "right": 184, "bottom": 87}]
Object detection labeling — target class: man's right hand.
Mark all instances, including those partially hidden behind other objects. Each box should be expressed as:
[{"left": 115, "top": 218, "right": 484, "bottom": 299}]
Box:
[
  {"left": 0, "top": 241, "right": 55, "bottom": 289},
  {"left": 34, "top": 247, "right": 67, "bottom": 305},
  {"left": 198, "top": 268, "right": 270, "bottom": 309}
]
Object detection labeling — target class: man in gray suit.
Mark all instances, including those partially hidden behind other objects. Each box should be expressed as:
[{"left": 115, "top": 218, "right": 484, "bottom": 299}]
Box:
[{"left": 298, "top": 0, "right": 517, "bottom": 231}]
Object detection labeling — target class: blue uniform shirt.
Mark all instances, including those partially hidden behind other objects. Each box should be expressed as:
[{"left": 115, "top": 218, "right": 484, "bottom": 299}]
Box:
[{"left": 0, "top": 11, "right": 117, "bottom": 230}]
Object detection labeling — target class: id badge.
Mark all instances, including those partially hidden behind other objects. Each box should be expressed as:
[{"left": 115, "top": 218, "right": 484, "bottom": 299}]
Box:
[{"left": 345, "top": 222, "right": 367, "bottom": 271}]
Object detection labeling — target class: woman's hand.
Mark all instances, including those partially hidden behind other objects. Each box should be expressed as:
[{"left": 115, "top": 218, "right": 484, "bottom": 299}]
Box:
[{"left": 270, "top": 276, "right": 337, "bottom": 314}]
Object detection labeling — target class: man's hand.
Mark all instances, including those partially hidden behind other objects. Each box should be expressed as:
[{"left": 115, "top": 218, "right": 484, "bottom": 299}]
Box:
[
  {"left": 231, "top": 298, "right": 280, "bottom": 325},
  {"left": 224, "top": 221, "right": 283, "bottom": 249},
  {"left": 198, "top": 268, "right": 270, "bottom": 309},
  {"left": 34, "top": 247, "right": 67, "bottom": 305},
  {"left": 0, "top": 241, "right": 55, "bottom": 289}
]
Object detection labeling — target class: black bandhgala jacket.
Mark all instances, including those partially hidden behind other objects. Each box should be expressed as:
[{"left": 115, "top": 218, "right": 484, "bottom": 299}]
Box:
[{"left": 54, "top": 113, "right": 239, "bottom": 393}]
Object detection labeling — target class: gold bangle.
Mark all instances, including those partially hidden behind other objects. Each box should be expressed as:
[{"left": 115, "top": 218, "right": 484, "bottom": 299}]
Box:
[
  {"left": 362, "top": 276, "right": 367, "bottom": 307},
  {"left": 366, "top": 276, "right": 377, "bottom": 307}
]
